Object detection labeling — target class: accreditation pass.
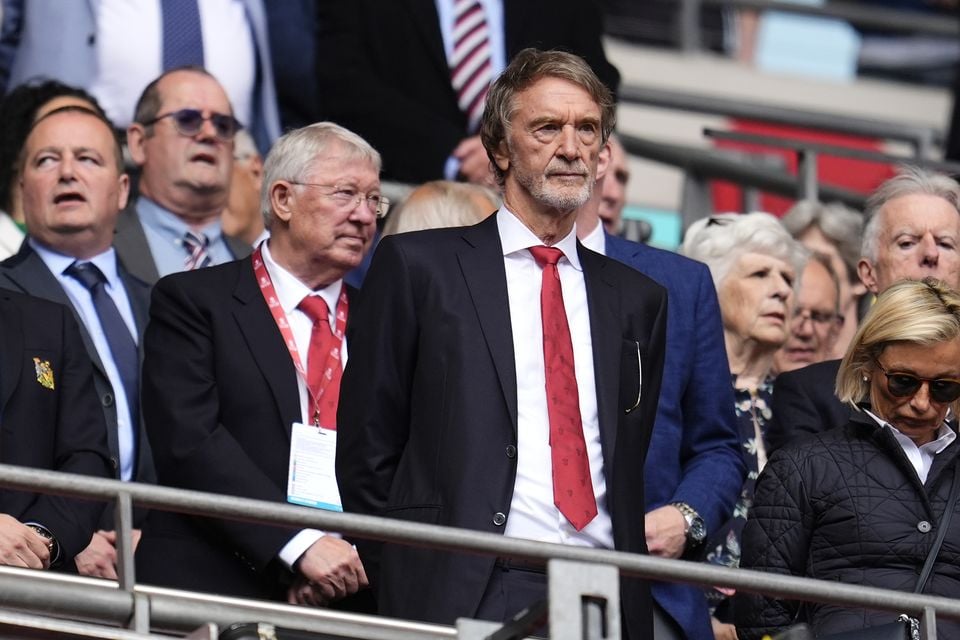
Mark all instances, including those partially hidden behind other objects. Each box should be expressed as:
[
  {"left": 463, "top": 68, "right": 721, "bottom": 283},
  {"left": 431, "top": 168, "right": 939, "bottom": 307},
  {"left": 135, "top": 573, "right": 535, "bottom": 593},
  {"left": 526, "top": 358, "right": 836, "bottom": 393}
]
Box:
[{"left": 287, "top": 422, "right": 343, "bottom": 511}]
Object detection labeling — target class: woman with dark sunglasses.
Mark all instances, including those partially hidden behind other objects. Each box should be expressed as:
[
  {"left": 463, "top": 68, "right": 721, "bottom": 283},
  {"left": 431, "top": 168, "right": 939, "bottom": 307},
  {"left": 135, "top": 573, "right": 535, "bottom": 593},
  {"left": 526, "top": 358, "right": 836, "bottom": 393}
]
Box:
[{"left": 735, "top": 278, "right": 960, "bottom": 640}]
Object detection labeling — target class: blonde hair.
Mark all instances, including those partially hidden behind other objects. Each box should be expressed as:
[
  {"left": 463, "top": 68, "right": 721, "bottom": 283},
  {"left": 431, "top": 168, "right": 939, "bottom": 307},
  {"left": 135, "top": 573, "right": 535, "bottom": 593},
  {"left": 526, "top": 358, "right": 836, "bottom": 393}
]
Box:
[
  {"left": 836, "top": 278, "right": 960, "bottom": 414},
  {"left": 382, "top": 181, "right": 499, "bottom": 236}
]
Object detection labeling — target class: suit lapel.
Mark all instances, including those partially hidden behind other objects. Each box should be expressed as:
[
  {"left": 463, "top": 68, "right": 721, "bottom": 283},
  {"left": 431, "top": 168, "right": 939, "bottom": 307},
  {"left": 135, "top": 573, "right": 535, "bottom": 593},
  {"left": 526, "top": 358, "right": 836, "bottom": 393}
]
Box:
[
  {"left": 580, "top": 244, "right": 620, "bottom": 470},
  {"left": 117, "top": 264, "right": 151, "bottom": 343},
  {"left": 457, "top": 216, "right": 519, "bottom": 432},
  {"left": 114, "top": 206, "right": 161, "bottom": 285},
  {"left": 232, "top": 258, "right": 301, "bottom": 440},
  {"left": 1, "top": 244, "right": 109, "bottom": 379},
  {"left": 0, "top": 293, "right": 23, "bottom": 413},
  {"left": 406, "top": 0, "right": 452, "bottom": 82}
]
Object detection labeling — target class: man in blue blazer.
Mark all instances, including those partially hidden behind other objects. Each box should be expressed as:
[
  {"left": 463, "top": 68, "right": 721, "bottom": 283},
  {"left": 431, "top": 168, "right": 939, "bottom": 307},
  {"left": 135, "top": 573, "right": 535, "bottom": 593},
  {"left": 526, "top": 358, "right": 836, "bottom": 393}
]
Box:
[{"left": 578, "top": 140, "right": 744, "bottom": 639}]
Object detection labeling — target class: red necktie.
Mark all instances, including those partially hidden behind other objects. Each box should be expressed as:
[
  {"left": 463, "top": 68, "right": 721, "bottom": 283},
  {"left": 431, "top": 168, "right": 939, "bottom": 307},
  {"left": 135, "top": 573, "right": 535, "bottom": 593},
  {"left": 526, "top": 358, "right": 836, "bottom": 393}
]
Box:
[
  {"left": 298, "top": 295, "right": 342, "bottom": 428},
  {"left": 529, "top": 246, "right": 598, "bottom": 531}
]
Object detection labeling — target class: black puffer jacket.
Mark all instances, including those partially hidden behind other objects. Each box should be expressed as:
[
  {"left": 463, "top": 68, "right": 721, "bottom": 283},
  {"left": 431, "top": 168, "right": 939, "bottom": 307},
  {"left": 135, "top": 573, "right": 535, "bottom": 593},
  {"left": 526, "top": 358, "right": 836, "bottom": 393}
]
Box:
[{"left": 734, "top": 411, "right": 960, "bottom": 639}]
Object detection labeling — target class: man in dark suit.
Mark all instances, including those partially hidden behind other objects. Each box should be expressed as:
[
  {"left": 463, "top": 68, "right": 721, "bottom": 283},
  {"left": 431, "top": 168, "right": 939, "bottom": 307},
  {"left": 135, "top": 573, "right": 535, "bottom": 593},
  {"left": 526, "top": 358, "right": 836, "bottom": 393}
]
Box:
[
  {"left": 118, "top": 68, "right": 251, "bottom": 286},
  {"left": 316, "top": 0, "right": 618, "bottom": 186},
  {"left": 337, "top": 49, "right": 667, "bottom": 638},
  {"left": 0, "top": 287, "right": 113, "bottom": 570},
  {"left": 577, "top": 143, "right": 743, "bottom": 639},
  {"left": 0, "top": 106, "right": 155, "bottom": 579},
  {"left": 769, "top": 166, "right": 960, "bottom": 452},
  {"left": 137, "top": 122, "right": 383, "bottom": 606}
]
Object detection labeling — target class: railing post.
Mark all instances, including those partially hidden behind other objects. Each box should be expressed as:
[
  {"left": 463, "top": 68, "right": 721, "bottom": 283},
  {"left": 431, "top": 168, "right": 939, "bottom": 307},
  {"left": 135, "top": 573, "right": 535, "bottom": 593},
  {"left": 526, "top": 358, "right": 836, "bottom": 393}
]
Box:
[
  {"left": 921, "top": 605, "right": 938, "bottom": 640},
  {"left": 797, "top": 149, "right": 819, "bottom": 202},
  {"left": 548, "top": 559, "right": 620, "bottom": 640},
  {"left": 456, "top": 618, "right": 502, "bottom": 639},
  {"left": 678, "top": 0, "right": 702, "bottom": 53}
]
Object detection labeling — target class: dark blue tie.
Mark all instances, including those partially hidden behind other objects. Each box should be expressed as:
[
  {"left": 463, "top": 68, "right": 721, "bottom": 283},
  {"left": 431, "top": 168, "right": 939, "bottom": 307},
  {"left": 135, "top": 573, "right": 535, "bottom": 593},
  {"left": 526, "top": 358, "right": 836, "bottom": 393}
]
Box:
[
  {"left": 66, "top": 262, "right": 140, "bottom": 438},
  {"left": 161, "top": 0, "right": 205, "bottom": 70}
]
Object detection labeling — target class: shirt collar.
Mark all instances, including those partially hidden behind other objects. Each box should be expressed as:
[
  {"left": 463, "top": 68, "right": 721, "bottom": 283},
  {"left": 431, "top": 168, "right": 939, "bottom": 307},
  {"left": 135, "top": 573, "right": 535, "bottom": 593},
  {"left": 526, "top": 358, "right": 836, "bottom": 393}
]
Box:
[
  {"left": 30, "top": 238, "right": 122, "bottom": 288},
  {"left": 578, "top": 219, "right": 606, "bottom": 255},
  {"left": 260, "top": 240, "right": 341, "bottom": 322},
  {"left": 496, "top": 206, "right": 582, "bottom": 270},
  {"left": 865, "top": 409, "right": 957, "bottom": 455},
  {"left": 137, "top": 196, "right": 224, "bottom": 244}
]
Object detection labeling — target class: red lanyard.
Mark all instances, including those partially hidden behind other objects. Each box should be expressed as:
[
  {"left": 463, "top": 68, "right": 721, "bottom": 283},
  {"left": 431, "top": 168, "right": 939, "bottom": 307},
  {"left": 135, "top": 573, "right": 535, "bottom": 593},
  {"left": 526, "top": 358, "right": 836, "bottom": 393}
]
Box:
[{"left": 251, "top": 247, "right": 348, "bottom": 424}]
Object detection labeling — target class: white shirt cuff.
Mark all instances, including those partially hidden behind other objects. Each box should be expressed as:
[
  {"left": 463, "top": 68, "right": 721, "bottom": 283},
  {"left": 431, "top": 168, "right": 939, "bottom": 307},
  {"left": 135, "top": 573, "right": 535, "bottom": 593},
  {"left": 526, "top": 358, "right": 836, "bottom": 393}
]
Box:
[{"left": 278, "top": 529, "right": 325, "bottom": 570}]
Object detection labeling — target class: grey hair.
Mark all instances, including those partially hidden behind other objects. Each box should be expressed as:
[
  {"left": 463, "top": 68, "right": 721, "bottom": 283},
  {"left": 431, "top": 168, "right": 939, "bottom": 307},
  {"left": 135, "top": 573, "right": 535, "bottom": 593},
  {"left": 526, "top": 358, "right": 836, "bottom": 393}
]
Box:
[
  {"left": 781, "top": 200, "right": 863, "bottom": 284},
  {"left": 382, "top": 180, "right": 500, "bottom": 236},
  {"left": 806, "top": 251, "right": 842, "bottom": 315},
  {"left": 681, "top": 212, "right": 809, "bottom": 290},
  {"left": 861, "top": 166, "right": 960, "bottom": 263},
  {"left": 233, "top": 129, "right": 259, "bottom": 162},
  {"left": 260, "top": 122, "right": 381, "bottom": 229}
]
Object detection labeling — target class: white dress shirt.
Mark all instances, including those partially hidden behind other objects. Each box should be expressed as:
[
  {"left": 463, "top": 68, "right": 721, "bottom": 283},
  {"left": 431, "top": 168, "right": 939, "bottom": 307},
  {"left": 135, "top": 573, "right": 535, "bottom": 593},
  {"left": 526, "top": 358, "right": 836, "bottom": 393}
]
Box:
[
  {"left": 578, "top": 218, "right": 607, "bottom": 255},
  {"left": 31, "top": 240, "right": 139, "bottom": 481},
  {"left": 866, "top": 410, "right": 957, "bottom": 484},
  {"left": 497, "top": 208, "right": 614, "bottom": 549},
  {"left": 90, "top": 0, "right": 255, "bottom": 128},
  {"left": 260, "top": 241, "right": 346, "bottom": 568}
]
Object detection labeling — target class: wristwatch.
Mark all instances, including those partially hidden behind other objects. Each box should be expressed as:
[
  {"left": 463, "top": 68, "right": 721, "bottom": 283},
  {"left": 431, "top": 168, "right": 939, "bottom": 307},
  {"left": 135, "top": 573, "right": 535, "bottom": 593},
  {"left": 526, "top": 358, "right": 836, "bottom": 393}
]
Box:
[
  {"left": 26, "top": 523, "right": 60, "bottom": 567},
  {"left": 670, "top": 502, "right": 706, "bottom": 548}
]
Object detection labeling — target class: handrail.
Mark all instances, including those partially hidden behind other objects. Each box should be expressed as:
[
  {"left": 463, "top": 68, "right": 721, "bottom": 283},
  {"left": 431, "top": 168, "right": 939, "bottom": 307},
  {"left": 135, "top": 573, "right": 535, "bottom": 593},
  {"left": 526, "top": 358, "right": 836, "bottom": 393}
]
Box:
[
  {"left": 3, "top": 463, "right": 960, "bottom": 629},
  {"left": 617, "top": 85, "right": 942, "bottom": 155},
  {"left": 618, "top": 133, "right": 866, "bottom": 208}
]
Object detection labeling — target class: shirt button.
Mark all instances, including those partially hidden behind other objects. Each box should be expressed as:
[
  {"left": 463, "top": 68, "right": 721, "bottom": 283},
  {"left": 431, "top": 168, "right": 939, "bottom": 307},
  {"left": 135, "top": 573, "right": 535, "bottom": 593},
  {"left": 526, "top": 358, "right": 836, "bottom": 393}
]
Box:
[
  {"left": 505, "top": 445, "right": 517, "bottom": 459},
  {"left": 918, "top": 520, "right": 932, "bottom": 533},
  {"left": 493, "top": 512, "right": 506, "bottom": 526}
]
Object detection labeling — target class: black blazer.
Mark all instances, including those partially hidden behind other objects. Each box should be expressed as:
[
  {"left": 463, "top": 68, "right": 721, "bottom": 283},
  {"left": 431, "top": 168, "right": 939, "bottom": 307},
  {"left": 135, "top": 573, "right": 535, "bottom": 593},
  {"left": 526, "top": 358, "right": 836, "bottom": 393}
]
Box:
[
  {"left": 337, "top": 215, "right": 667, "bottom": 639},
  {"left": 767, "top": 359, "right": 851, "bottom": 454},
  {"left": 0, "top": 288, "right": 113, "bottom": 560},
  {"left": 136, "top": 256, "right": 357, "bottom": 599},
  {"left": 316, "top": 0, "right": 619, "bottom": 184},
  {"left": 0, "top": 242, "right": 156, "bottom": 500}
]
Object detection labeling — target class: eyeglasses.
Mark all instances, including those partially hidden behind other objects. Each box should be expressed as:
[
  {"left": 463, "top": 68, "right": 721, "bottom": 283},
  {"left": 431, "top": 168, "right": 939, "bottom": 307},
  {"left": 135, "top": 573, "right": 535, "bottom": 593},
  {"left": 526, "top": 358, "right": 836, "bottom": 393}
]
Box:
[
  {"left": 289, "top": 182, "right": 391, "bottom": 218},
  {"left": 143, "top": 109, "right": 242, "bottom": 141},
  {"left": 792, "top": 307, "right": 843, "bottom": 328},
  {"left": 873, "top": 358, "right": 960, "bottom": 404}
]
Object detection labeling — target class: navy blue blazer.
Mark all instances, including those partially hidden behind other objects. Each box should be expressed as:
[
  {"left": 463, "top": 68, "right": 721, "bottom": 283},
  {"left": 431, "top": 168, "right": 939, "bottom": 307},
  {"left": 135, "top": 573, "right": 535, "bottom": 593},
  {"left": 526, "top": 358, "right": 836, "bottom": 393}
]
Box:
[{"left": 606, "top": 233, "right": 744, "bottom": 639}]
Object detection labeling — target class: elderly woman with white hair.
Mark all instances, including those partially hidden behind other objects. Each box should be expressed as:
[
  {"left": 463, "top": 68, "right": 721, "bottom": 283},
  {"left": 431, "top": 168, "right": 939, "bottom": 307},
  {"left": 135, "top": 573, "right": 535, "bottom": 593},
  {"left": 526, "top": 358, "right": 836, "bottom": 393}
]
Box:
[{"left": 681, "top": 212, "right": 808, "bottom": 640}]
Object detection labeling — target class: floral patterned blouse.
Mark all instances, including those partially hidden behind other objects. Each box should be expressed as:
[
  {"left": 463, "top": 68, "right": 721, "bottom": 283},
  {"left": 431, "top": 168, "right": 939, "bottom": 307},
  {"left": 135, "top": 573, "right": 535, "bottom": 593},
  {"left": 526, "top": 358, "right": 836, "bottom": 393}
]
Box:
[{"left": 704, "top": 375, "right": 775, "bottom": 614}]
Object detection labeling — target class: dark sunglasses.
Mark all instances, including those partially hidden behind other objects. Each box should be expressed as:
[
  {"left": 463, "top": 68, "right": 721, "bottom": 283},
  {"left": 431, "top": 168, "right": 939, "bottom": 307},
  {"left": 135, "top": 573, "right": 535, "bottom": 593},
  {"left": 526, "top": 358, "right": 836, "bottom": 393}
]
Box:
[
  {"left": 873, "top": 359, "right": 960, "bottom": 404},
  {"left": 143, "top": 108, "right": 241, "bottom": 140}
]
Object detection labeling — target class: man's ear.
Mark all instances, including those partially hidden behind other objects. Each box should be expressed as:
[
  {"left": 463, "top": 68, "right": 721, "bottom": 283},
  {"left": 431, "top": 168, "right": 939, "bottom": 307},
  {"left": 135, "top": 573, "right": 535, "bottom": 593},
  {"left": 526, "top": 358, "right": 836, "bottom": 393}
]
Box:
[
  {"left": 126, "top": 124, "right": 147, "bottom": 167},
  {"left": 857, "top": 258, "right": 879, "bottom": 295},
  {"left": 270, "top": 181, "right": 295, "bottom": 223},
  {"left": 596, "top": 141, "right": 611, "bottom": 181},
  {"left": 492, "top": 140, "right": 510, "bottom": 174}
]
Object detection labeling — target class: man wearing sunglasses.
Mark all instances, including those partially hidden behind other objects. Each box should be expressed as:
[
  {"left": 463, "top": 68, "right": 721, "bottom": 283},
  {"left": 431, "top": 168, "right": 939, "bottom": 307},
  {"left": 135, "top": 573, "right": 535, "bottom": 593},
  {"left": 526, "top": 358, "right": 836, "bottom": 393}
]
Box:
[
  {"left": 117, "top": 67, "right": 252, "bottom": 286},
  {"left": 769, "top": 166, "right": 960, "bottom": 453}
]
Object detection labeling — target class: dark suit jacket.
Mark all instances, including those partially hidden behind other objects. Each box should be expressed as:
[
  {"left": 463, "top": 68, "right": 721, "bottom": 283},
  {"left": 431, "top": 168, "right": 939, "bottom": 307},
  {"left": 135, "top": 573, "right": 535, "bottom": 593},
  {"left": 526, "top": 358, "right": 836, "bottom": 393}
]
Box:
[
  {"left": 114, "top": 204, "right": 253, "bottom": 286},
  {"left": 605, "top": 234, "right": 743, "bottom": 639},
  {"left": 0, "top": 288, "right": 113, "bottom": 560},
  {"left": 766, "top": 359, "right": 850, "bottom": 454},
  {"left": 316, "top": 0, "right": 619, "bottom": 184},
  {"left": 136, "top": 256, "right": 356, "bottom": 599},
  {"left": 0, "top": 242, "right": 157, "bottom": 506},
  {"left": 337, "top": 215, "right": 667, "bottom": 639}
]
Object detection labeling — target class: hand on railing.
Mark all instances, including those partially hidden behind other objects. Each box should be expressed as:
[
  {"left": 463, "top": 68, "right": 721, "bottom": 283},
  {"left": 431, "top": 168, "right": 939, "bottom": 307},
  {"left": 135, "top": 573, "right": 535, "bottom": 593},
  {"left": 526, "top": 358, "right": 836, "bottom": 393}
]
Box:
[{"left": 0, "top": 514, "right": 50, "bottom": 570}]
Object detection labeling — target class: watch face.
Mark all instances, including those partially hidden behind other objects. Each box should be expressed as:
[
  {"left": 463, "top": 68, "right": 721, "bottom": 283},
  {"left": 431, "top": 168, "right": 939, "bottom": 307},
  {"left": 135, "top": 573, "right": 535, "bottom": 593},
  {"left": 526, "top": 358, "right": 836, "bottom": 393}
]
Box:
[{"left": 689, "top": 518, "right": 707, "bottom": 543}]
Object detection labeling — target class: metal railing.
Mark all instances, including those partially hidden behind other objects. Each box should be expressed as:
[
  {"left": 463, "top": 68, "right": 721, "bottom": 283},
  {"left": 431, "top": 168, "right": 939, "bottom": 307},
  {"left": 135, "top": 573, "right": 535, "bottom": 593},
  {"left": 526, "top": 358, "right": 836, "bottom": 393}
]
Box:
[
  {"left": 618, "top": 84, "right": 944, "bottom": 157},
  {"left": 3, "top": 464, "right": 960, "bottom": 639}
]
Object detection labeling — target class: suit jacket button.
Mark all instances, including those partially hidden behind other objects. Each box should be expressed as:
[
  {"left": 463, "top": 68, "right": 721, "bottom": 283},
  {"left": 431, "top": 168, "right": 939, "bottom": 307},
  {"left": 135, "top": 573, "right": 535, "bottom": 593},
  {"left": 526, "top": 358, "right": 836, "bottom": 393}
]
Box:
[
  {"left": 493, "top": 512, "right": 506, "bottom": 526},
  {"left": 101, "top": 393, "right": 114, "bottom": 407},
  {"left": 505, "top": 445, "right": 516, "bottom": 459},
  {"left": 918, "top": 520, "right": 932, "bottom": 533},
  {"left": 110, "top": 457, "right": 119, "bottom": 471}
]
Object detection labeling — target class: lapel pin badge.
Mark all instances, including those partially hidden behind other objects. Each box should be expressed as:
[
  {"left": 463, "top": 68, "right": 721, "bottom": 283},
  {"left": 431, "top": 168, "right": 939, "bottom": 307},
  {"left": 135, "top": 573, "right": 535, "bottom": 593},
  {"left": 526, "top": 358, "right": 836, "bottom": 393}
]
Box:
[{"left": 33, "top": 357, "right": 55, "bottom": 390}]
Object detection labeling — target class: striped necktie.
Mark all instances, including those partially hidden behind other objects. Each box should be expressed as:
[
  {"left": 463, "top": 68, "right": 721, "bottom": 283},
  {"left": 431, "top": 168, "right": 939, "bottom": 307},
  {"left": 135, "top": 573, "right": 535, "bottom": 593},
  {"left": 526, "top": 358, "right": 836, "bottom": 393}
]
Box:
[
  {"left": 449, "top": 0, "right": 492, "bottom": 133},
  {"left": 183, "top": 231, "right": 212, "bottom": 270}
]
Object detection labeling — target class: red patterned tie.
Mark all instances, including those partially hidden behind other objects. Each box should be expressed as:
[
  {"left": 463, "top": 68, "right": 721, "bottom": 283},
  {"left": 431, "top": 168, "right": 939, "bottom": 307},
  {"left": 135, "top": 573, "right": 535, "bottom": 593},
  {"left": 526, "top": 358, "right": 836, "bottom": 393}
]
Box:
[
  {"left": 528, "top": 246, "right": 598, "bottom": 531},
  {"left": 450, "top": 0, "right": 492, "bottom": 133},
  {"left": 297, "top": 296, "right": 342, "bottom": 428}
]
